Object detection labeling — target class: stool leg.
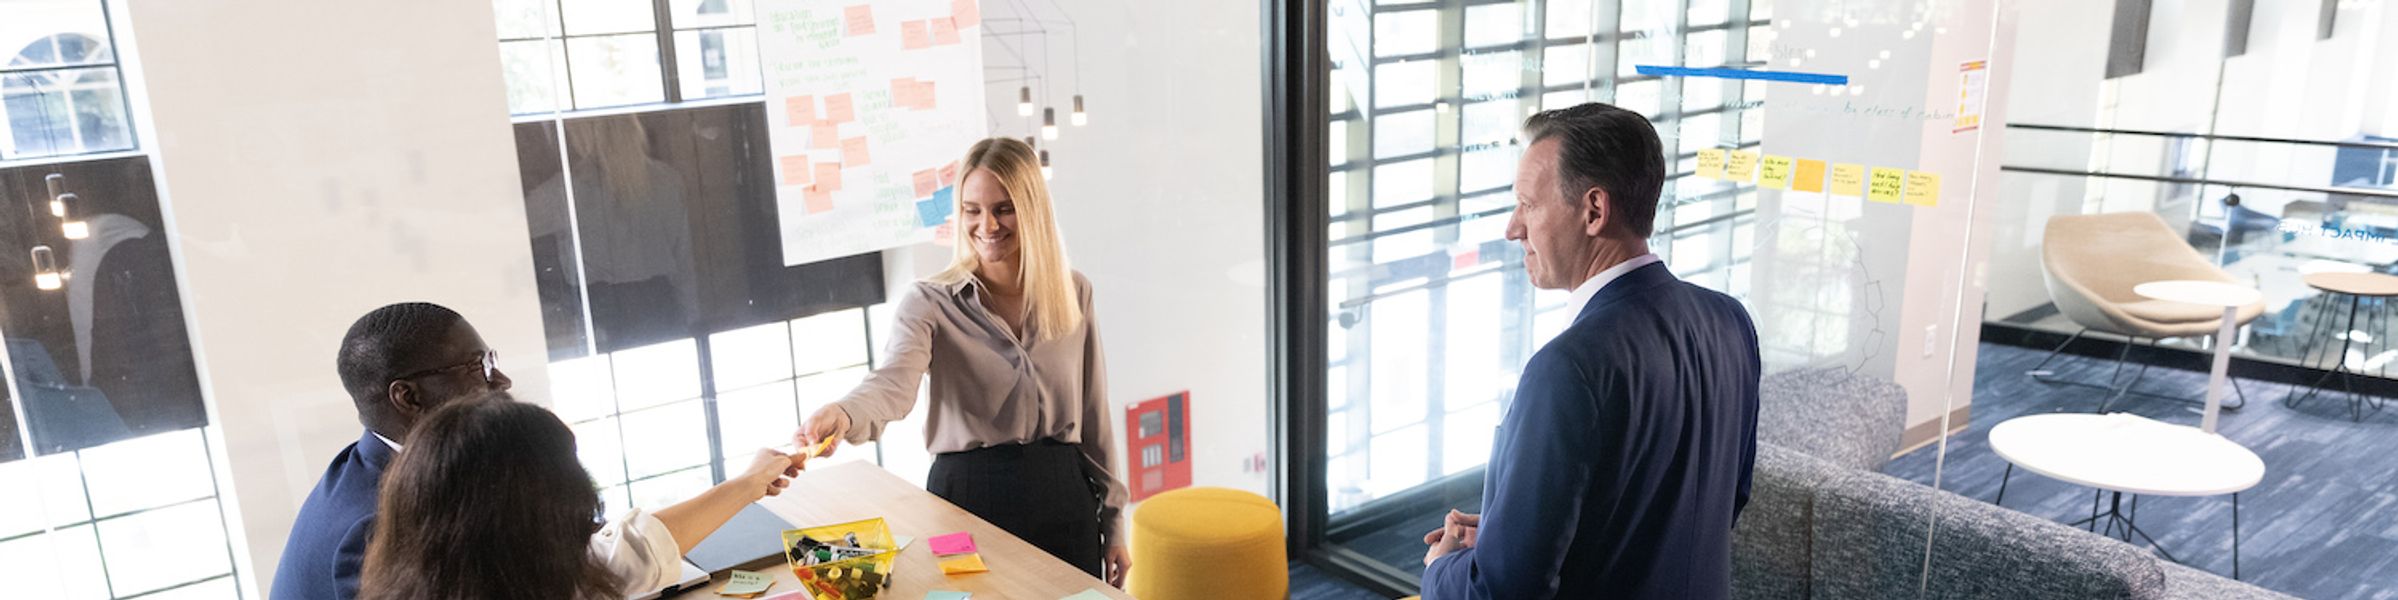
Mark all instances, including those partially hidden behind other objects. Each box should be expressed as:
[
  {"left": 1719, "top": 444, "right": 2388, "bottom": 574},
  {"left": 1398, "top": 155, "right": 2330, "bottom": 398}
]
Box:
[
  {"left": 1996, "top": 463, "right": 2013, "bottom": 506},
  {"left": 2233, "top": 492, "right": 2241, "bottom": 581}
]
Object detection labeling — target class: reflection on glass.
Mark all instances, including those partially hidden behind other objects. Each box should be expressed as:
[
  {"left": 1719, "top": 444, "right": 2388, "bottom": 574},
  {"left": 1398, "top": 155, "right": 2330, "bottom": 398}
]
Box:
[
  {"left": 96, "top": 500, "right": 230, "bottom": 597},
  {"left": 560, "top": 0, "right": 657, "bottom": 35},
  {"left": 564, "top": 34, "right": 667, "bottom": 109},
  {"left": 675, "top": 28, "right": 764, "bottom": 100}
]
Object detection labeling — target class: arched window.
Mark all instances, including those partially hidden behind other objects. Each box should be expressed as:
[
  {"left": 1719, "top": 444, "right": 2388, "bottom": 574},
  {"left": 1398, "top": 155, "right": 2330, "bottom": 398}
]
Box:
[{"left": 3, "top": 32, "right": 134, "bottom": 159}]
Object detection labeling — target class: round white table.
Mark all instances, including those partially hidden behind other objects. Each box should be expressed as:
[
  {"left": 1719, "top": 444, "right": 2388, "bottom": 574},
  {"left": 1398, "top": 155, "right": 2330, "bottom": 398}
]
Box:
[
  {"left": 1990, "top": 412, "right": 2264, "bottom": 579},
  {"left": 2132, "top": 280, "right": 2262, "bottom": 433}
]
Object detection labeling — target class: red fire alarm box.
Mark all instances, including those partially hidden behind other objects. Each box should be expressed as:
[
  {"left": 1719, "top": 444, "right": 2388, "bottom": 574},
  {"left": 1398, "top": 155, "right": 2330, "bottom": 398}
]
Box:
[{"left": 1126, "top": 391, "right": 1191, "bottom": 502}]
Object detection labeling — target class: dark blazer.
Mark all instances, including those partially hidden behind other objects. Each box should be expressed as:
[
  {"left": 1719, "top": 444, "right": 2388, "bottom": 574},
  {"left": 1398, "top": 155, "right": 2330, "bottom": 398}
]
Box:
[
  {"left": 271, "top": 431, "right": 394, "bottom": 600},
  {"left": 1421, "top": 261, "right": 1762, "bottom": 599}
]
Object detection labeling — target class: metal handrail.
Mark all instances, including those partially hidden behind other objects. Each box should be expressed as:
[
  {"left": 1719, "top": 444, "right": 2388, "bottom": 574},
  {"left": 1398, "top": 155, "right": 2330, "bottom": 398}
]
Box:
[
  {"left": 2008, "top": 123, "right": 2398, "bottom": 153},
  {"left": 1998, "top": 165, "right": 2398, "bottom": 200}
]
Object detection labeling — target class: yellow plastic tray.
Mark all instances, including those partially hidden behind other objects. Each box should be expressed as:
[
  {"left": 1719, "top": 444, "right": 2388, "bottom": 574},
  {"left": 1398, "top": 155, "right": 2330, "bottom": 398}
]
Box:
[{"left": 782, "top": 517, "right": 900, "bottom": 600}]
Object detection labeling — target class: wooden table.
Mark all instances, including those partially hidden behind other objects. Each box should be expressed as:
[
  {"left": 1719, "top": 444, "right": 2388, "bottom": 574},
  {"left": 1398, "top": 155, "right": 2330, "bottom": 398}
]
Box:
[{"left": 667, "top": 462, "right": 1132, "bottom": 600}]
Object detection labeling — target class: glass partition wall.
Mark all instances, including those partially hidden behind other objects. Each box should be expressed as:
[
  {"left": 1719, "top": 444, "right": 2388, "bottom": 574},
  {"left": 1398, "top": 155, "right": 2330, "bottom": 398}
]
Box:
[{"left": 1277, "top": 0, "right": 2009, "bottom": 594}]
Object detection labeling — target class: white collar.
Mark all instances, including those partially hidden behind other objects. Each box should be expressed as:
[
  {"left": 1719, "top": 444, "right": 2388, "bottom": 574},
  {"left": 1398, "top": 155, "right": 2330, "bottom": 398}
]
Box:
[
  {"left": 374, "top": 432, "right": 404, "bottom": 452},
  {"left": 1563, "top": 253, "right": 1662, "bottom": 321}
]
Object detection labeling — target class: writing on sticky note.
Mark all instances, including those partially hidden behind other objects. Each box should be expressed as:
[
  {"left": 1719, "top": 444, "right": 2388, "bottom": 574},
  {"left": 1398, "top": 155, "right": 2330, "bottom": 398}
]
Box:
[
  {"left": 937, "top": 553, "right": 989, "bottom": 575},
  {"left": 780, "top": 156, "right": 812, "bottom": 186},
  {"left": 928, "top": 531, "right": 977, "bottom": 555},
  {"left": 1829, "top": 164, "right": 1866, "bottom": 198},
  {"left": 913, "top": 169, "right": 940, "bottom": 197},
  {"left": 814, "top": 162, "right": 844, "bottom": 193},
  {"left": 939, "top": 161, "right": 961, "bottom": 185},
  {"left": 1726, "top": 150, "right": 1760, "bottom": 182},
  {"left": 842, "top": 137, "right": 872, "bottom": 168},
  {"left": 930, "top": 16, "right": 961, "bottom": 45},
  {"left": 934, "top": 222, "right": 954, "bottom": 246},
  {"left": 1058, "top": 589, "right": 1114, "bottom": 600},
  {"left": 1792, "top": 159, "right": 1828, "bottom": 193},
  {"left": 952, "top": 0, "right": 980, "bottom": 27},
  {"left": 785, "top": 95, "right": 815, "bottom": 127},
  {"left": 812, "top": 125, "right": 840, "bottom": 150},
  {"left": 805, "top": 186, "right": 834, "bottom": 214},
  {"left": 902, "top": 20, "right": 931, "bottom": 50},
  {"left": 720, "top": 569, "right": 775, "bottom": 596},
  {"left": 1757, "top": 155, "right": 1794, "bottom": 190},
  {"left": 925, "top": 591, "right": 971, "bottom": 600},
  {"left": 1695, "top": 148, "right": 1726, "bottom": 180},
  {"left": 824, "top": 93, "right": 856, "bottom": 123},
  {"left": 911, "top": 80, "right": 937, "bottom": 109},
  {"left": 843, "top": 4, "right": 875, "bottom": 36},
  {"left": 1904, "top": 170, "right": 1940, "bottom": 206},
  {"left": 1867, "top": 167, "right": 1904, "bottom": 204},
  {"left": 918, "top": 196, "right": 951, "bottom": 228}
]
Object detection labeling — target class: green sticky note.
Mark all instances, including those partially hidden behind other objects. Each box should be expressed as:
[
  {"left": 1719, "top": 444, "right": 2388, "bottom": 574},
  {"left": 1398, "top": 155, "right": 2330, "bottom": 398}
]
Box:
[
  {"left": 925, "top": 592, "right": 972, "bottom": 600},
  {"left": 895, "top": 535, "right": 916, "bottom": 550},
  {"left": 720, "top": 569, "right": 775, "bottom": 595},
  {"left": 1058, "top": 589, "right": 1114, "bottom": 600}
]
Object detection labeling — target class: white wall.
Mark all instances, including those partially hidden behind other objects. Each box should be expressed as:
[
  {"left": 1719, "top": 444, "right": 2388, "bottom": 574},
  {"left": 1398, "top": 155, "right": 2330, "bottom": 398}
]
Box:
[
  {"left": 124, "top": 0, "right": 550, "bottom": 593},
  {"left": 1984, "top": 0, "right": 2113, "bottom": 321}
]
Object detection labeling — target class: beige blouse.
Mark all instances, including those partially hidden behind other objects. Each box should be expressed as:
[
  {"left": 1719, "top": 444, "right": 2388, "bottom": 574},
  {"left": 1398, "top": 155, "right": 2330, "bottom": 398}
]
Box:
[{"left": 830, "top": 271, "right": 1128, "bottom": 539}]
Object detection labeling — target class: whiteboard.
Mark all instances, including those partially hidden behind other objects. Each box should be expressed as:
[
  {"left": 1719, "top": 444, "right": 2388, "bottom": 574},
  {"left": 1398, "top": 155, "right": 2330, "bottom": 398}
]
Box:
[{"left": 755, "top": 0, "right": 986, "bottom": 266}]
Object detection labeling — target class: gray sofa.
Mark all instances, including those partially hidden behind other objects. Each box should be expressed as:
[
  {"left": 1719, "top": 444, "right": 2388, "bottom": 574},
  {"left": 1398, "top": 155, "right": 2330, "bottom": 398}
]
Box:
[{"left": 1738, "top": 368, "right": 2289, "bottom": 599}]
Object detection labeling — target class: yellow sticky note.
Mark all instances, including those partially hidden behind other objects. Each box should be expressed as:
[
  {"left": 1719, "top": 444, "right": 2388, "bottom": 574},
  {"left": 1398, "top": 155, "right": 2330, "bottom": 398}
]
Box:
[
  {"left": 1792, "top": 159, "right": 1828, "bottom": 193},
  {"left": 1726, "top": 150, "right": 1760, "bottom": 182},
  {"left": 1829, "top": 164, "right": 1866, "bottom": 197},
  {"left": 1868, "top": 167, "right": 1905, "bottom": 204},
  {"left": 808, "top": 436, "right": 835, "bottom": 459},
  {"left": 1695, "top": 148, "right": 1726, "bottom": 180},
  {"left": 938, "top": 553, "right": 990, "bottom": 575},
  {"left": 1758, "top": 155, "right": 1794, "bottom": 190},
  {"left": 1905, "top": 170, "right": 1941, "bottom": 206}
]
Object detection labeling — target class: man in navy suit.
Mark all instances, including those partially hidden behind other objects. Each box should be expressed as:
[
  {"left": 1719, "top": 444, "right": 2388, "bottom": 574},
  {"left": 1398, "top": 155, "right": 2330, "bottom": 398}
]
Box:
[
  {"left": 271, "top": 303, "right": 512, "bottom": 600},
  {"left": 1420, "top": 102, "right": 1761, "bottom": 599}
]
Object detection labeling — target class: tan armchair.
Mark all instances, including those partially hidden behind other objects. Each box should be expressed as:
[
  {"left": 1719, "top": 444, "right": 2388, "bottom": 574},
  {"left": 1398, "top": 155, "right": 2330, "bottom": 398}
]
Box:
[{"left": 2034, "top": 212, "right": 2265, "bottom": 410}]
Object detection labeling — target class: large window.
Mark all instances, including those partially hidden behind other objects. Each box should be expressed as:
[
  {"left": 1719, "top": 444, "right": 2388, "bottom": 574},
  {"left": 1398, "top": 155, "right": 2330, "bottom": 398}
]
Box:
[
  {"left": 494, "top": 0, "right": 765, "bottom": 114},
  {"left": 1, "top": 0, "right": 137, "bottom": 160}
]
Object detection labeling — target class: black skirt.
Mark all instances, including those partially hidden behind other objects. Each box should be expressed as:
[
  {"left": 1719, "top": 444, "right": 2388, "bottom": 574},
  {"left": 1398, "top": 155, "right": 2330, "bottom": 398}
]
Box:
[{"left": 926, "top": 439, "right": 1105, "bottom": 578}]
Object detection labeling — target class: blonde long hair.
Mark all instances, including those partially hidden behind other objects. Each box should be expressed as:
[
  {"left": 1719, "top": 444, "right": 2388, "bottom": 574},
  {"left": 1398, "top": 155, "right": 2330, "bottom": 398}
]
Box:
[{"left": 928, "top": 137, "right": 1082, "bottom": 340}]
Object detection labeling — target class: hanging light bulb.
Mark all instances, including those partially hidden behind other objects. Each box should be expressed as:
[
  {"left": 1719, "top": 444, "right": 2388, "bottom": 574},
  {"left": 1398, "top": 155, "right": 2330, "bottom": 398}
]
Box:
[
  {"left": 1024, "top": 135, "right": 1037, "bottom": 149},
  {"left": 1042, "top": 108, "right": 1059, "bottom": 141},
  {"left": 1018, "top": 86, "right": 1034, "bottom": 117},
  {"left": 45, "top": 173, "right": 66, "bottom": 217},
  {"left": 31, "top": 245, "right": 61, "bottom": 291},
  {"left": 59, "top": 193, "right": 87, "bottom": 240},
  {"left": 1071, "top": 95, "right": 1087, "bottom": 126},
  {"left": 1039, "top": 150, "right": 1052, "bottom": 180}
]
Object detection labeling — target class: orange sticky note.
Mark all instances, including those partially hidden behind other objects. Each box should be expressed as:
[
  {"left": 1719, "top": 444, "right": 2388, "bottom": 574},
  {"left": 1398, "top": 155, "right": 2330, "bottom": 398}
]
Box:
[
  {"left": 913, "top": 169, "right": 940, "bottom": 197},
  {"left": 939, "top": 161, "right": 960, "bottom": 185},
  {"left": 1792, "top": 159, "right": 1828, "bottom": 193},
  {"left": 901, "top": 20, "right": 931, "bottom": 50},
  {"left": 951, "top": 0, "right": 980, "bottom": 28},
  {"left": 804, "top": 186, "right": 834, "bottom": 214},
  {"left": 806, "top": 436, "right": 835, "bottom": 459},
  {"left": 843, "top": 4, "right": 875, "bottom": 36},
  {"left": 930, "top": 16, "right": 960, "bottom": 45},
  {"left": 841, "top": 137, "right": 871, "bottom": 168},
  {"left": 934, "top": 222, "right": 955, "bottom": 246},
  {"left": 780, "top": 155, "right": 812, "bottom": 186},
  {"left": 937, "top": 553, "right": 989, "bottom": 575},
  {"left": 814, "top": 162, "right": 843, "bottom": 192},
  {"left": 811, "top": 125, "right": 839, "bottom": 149},
  {"left": 824, "top": 93, "right": 856, "bottom": 123},
  {"left": 913, "top": 80, "right": 937, "bottom": 109},
  {"left": 784, "top": 95, "right": 816, "bottom": 127}
]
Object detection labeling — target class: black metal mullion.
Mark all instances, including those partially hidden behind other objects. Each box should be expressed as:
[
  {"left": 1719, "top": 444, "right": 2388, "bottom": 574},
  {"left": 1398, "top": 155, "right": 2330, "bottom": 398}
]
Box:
[
  {"left": 696, "top": 335, "right": 727, "bottom": 484},
  {"left": 653, "top": 0, "right": 683, "bottom": 103}
]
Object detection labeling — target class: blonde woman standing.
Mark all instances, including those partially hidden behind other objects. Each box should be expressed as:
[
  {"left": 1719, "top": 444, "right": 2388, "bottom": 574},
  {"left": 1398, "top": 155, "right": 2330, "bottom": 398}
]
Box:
[{"left": 794, "top": 137, "right": 1130, "bottom": 586}]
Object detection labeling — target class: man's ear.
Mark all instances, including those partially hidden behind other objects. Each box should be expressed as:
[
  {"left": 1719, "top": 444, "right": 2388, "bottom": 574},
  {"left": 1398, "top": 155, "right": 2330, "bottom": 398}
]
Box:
[
  {"left": 1583, "top": 187, "right": 1611, "bottom": 237},
  {"left": 387, "top": 379, "right": 424, "bottom": 417}
]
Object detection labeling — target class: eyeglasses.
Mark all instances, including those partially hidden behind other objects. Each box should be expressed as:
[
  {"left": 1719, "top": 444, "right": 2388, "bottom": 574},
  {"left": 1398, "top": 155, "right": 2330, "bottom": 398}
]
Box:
[{"left": 392, "top": 350, "right": 499, "bottom": 384}]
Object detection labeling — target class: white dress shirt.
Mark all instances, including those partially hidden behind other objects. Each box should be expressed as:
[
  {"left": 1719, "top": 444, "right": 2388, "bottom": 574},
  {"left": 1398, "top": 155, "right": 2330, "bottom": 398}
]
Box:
[
  {"left": 591, "top": 509, "right": 684, "bottom": 597},
  {"left": 1562, "top": 253, "right": 1663, "bottom": 323}
]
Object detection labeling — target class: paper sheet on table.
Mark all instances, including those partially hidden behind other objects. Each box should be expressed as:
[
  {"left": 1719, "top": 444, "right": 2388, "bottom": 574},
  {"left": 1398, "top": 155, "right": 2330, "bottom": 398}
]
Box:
[
  {"left": 928, "top": 531, "right": 978, "bottom": 555},
  {"left": 937, "top": 553, "right": 989, "bottom": 574},
  {"left": 1058, "top": 589, "right": 1113, "bottom": 600},
  {"left": 719, "top": 569, "right": 776, "bottom": 596},
  {"left": 924, "top": 592, "right": 971, "bottom": 600}
]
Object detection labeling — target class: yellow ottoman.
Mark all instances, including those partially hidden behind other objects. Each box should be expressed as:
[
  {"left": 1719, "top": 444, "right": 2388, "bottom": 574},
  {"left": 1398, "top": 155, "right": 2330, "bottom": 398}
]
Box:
[{"left": 1130, "top": 487, "right": 1287, "bottom": 600}]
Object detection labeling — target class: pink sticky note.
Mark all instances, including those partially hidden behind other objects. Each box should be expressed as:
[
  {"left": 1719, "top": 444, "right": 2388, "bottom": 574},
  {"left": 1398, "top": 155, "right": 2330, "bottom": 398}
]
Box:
[
  {"left": 814, "top": 162, "right": 844, "bottom": 192},
  {"left": 780, "top": 155, "right": 812, "bottom": 186},
  {"left": 901, "top": 20, "right": 931, "bottom": 50},
  {"left": 805, "top": 186, "right": 834, "bottom": 214},
  {"left": 939, "top": 161, "right": 960, "bottom": 185},
  {"left": 930, "top": 16, "right": 960, "bottom": 45},
  {"left": 843, "top": 4, "right": 875, "bottom": 36},
  {"left": 841, "top": 137, "right": 871, "bottom": 168},
  {"left": 890, "top": 77, "right": 916, "bottom": 107},
  {"left": 812, "top": 125, "right": 839, "bottom": 149},
  {"left": 913, "top": 80, "right": 937, "bottom": 109},
  {"left": 785, "top": 95, "right": 816, "bottom": 127},
  {"left": 933, "top": 221, "right": 955, "bottom": 246},
  {"left": 824, "top": 93, "right": 856, "bottom": 123},
  {"left": 927, "top": 532, "right": 977, "bottom": 556},
  {"left": 912, "top": 169, "right": 939, "bottom": 197},
  {"left": 951, "top": 0, "right": 980, "bottom": 28}
]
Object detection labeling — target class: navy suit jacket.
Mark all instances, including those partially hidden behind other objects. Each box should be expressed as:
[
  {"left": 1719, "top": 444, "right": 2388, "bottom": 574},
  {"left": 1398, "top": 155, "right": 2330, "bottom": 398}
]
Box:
[
  {"left": 271, "top": 431, "right": 392, "bottom": 600},
  {"left": 1422, "top": 262, "right": 1761, "bottom": 599}
]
